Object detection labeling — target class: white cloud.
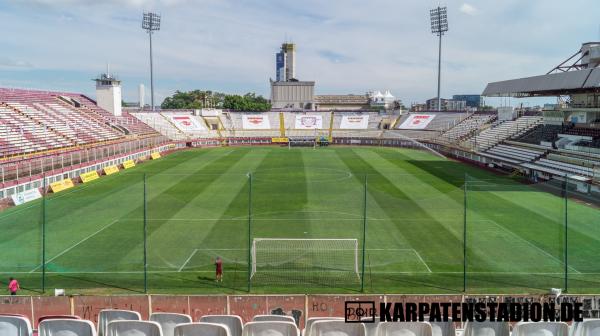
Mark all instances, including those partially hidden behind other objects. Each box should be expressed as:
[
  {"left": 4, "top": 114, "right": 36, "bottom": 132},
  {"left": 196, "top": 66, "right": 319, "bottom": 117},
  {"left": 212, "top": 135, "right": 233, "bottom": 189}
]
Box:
[
  {"left": 0, "top": 0, "right": 598, "bottom": 106},
  {"left": 459, "top": 3, "right": 478, "bottom": 16}
]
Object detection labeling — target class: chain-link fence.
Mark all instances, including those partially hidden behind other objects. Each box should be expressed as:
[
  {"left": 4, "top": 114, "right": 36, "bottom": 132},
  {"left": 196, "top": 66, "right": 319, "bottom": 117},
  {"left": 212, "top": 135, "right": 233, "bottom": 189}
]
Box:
[{"left": 1, "top": 170, "right": 598, "bottom": 294}]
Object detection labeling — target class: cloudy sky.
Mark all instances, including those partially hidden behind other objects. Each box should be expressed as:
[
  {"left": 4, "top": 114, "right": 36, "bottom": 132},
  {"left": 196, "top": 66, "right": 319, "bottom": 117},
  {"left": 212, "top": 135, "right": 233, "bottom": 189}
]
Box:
[{"left": 0, "top": 0, "right": 598, "bottom": 107}]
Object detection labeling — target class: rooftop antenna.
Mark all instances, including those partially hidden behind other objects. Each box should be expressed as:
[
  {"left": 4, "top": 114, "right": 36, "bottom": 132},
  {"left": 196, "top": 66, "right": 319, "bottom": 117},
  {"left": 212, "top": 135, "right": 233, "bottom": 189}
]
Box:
[{"left": 106, "top": 64, "right": 110, "bottom": 78}]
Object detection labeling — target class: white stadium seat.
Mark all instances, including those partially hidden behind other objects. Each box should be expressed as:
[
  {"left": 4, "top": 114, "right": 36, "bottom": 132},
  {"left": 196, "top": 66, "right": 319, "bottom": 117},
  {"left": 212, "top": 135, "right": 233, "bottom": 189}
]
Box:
[
  {"left": 0, "top": 315, "right": 32, "bottom": 336},
  {"left": 98, "top": 310, "right": 142, "bottom": 336},
  {"left": 429, "top": 321, "right": 455, "bottom": 336},
  {"left": 38, "top": 319, "right": 96, "bottom": 336},
  {"left": 106, "top": 321, "right": 162, "bottom": 336},
  {"left": 174, "top": 323, "right": 230, "bottom": 336},
  {"left": 309, "top": 320, "right": 365, "bottom": 336},
  {"left": 461, "top": 321, "right": 509, "bottom": 336},
  {"left": 199, "top": 316, "right": 244, "bottom": 336},
  {"left": 304, "top": 318, "right": 344, "bottom": 336},
  {"left": 375, "top": 322, "right": 431, "bottom": 336},
  {"left": 149, "top": 313, "right": 192, "bottom": 336},
  {"left": 242, "top": 322, "right": 299, "bottom": 336},
  {"left": 575, "top": 320, "right": 600, "bottom": 336},
  {"left": 512, "top": 322, "right": 569, "bottom": 336},
  {"left": 253, "top": 316, "right": 296, "bottom": 324}
]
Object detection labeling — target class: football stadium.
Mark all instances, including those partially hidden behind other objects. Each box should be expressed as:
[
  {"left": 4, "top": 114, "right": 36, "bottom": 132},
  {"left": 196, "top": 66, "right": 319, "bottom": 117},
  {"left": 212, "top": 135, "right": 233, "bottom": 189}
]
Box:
[{"left": 2, "top": 2, "right": 600, "bottom": 335}]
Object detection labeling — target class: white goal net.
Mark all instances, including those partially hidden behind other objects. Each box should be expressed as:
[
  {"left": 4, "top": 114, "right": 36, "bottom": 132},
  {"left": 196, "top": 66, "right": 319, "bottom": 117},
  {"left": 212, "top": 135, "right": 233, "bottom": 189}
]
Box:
[{"left": 250, "top": 238, "right": 360, "bottom": 285}]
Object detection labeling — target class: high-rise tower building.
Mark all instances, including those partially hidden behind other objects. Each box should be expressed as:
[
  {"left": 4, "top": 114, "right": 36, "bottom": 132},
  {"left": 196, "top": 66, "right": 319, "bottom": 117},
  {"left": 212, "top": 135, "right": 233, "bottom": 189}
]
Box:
[{"left": 275, "top": 43, "right": 296, "bottom": 82}]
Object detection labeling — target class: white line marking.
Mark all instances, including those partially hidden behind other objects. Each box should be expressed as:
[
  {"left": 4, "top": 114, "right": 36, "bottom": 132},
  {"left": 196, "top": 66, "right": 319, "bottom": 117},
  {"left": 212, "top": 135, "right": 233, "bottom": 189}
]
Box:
[
  {"left": 178, "top": 249, "right": 198, "bottom": 272},
  {"left": 29, "top": 219, "right": 118, "bottom": 273},
  {"left": 412, "top": 249, "right": 432, "bottom": 273},
  {"left": 486, "top": 219, "right": 581, "bottom": 274}
]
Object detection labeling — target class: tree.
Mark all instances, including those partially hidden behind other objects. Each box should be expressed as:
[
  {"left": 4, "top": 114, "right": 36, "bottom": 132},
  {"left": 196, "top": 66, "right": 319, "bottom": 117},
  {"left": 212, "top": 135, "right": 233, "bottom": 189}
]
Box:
[{"left": 162, "top": 90, "right": 270, "bottom": 111}]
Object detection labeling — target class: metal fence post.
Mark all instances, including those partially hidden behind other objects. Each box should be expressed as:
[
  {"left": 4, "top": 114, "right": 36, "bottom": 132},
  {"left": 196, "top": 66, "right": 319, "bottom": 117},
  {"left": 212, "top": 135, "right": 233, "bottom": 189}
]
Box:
[
  {"left": 247, "top": 173, "right": 252, "bottom": 292},
  {"left": 42, "top": 174, "right": 46, "bottom": 293},
  {"left": 143, "top": 173, "right": 148, "bottom": 293},
  {"left": 564, "top": 175, "right": 568, "bottom": 292},
  {"left": 361, "top": 174, "right": 367, "bottom": 292},
  {"left": 463, "top": 173, "right": 467, "bottom": 292}
]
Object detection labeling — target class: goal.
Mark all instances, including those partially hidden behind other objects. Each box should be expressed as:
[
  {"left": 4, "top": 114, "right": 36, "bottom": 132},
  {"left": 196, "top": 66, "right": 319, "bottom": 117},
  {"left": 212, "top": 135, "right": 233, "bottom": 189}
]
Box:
[{"left": 250, "top": 238, "right": 360, "bottom": 285}]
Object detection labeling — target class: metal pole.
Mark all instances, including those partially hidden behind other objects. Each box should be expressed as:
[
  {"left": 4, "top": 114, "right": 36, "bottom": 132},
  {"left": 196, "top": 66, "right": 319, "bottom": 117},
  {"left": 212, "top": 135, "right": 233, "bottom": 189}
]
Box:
[
  {"left": 149, "top": 32, "right": 155, "bottom": 111},
  {"left": 143, "top": 173, "right": 148, "bottom": 293},
  {"left": 463, "top": 173, "right": 467, "bottom": 292},
  {"left": 247, "top": 173, "right": 252, "bottom": 292},
  {"left": 361, "top": 174, "right": 367, "bottom": 292},
  {"left": 564, "top": 176, "right": 568, "bottom": 291},
  {"left": 42, "top": 174, "right": 46, "bottom": 293},
  {"left": 437, "top": 29, "right": 442, "bottom": 112}
]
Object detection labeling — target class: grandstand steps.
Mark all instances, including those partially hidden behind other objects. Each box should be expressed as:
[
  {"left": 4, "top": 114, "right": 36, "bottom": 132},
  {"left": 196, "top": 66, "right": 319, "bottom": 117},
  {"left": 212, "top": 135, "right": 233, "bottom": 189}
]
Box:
[
  {"left": 159, "top": 113, "right": 188, "bottom": 139},
  {"left": 2, "top": 102, "right": 76, "bottom": 148}
]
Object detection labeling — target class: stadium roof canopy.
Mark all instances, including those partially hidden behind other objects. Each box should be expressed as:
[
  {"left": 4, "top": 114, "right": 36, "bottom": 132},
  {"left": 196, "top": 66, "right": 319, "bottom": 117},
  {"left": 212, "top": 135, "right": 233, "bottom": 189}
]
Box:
[{"left": 482, "top": 67, "right": 600, "bottom": 97}]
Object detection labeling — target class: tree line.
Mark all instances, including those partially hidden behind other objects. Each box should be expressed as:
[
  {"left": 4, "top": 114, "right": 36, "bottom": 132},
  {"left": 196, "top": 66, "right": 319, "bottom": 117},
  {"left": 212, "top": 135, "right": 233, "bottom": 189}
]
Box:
[{"left": 161, "top": 90, "right": 271, "bottom": 112}]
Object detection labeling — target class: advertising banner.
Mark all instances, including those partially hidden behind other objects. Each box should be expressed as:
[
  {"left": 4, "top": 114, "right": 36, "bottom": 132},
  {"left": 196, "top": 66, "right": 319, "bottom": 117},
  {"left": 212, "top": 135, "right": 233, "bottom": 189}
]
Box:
[
  {"left": 166, "top": 115, "right": 207, "bottom": 131},
  {"left": 11, "top": 188, "right": 42, "bottom": 206},
  {"left": 340, "top": 115, "right": 370, "bottom": 129},
  {"left": 398, "top": 114, "right": 436, "bottom": 130},
  {"left": 80, "top": 171, "right": 99, "bottom": 183},
  {"left": 50, "top": 179, "right": 74, "bottom": 193},
  {"left": 104, "top": 165, "right": 119, "bottom": 175},
  {"left": 242, "top": 115, "right": 271, "bottom": 129},
  {"left": 123, "top": 160, "right": 136, "bottom": 169},
  {"left": 295, "top": 115, "right": 323, "bottom": 129}
]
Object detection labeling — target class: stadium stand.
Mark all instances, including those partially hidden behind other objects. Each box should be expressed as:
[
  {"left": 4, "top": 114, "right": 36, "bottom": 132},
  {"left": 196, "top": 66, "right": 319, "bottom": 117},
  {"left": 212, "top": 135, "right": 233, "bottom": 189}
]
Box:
[
  {"left": 3, "top": 311, "right": 600, "bottom": 336},
  {"left": 382, "top": 129, "right": 441, "bottom": 140},
  {"left": 0, "top": 88, "right": 163, "bottom": 158},
  {"left": 467, "top": 116, "right": 543, "bottom": 150},
  {"left": 132, "top": 113, "right": 188, "bottom": 140},
  {"left": 527, "top": 158, "right": 595, "bottom": 177},
  {"left": 440, "top": 114, "right": 496, "bottom": 143},
  {"left": 513, "top": 124, "right": 571, "bottom": 146},
  {"left": 480, "top": 143, "right": 546, "bottom": 163},
  {"left": 396, "top": 112, "right": 471, "bottom": 131}
]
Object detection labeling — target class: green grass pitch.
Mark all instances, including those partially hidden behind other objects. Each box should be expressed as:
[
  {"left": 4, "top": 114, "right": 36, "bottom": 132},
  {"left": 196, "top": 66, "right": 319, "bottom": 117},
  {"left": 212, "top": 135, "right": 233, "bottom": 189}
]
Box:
[{"left": 1, "top": 146, "right": 599, "bottom": 295}]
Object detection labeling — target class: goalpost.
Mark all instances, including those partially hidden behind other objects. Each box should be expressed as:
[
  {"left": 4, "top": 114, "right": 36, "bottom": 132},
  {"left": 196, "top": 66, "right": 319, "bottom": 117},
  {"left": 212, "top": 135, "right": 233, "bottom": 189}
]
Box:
[{"left": 250, "top": 238, "right": 360, "bottom": 284}]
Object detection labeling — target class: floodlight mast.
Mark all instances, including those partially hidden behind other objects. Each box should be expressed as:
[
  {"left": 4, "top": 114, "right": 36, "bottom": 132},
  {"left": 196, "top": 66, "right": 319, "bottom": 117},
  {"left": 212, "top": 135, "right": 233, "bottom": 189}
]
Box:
[
  {"left": 430, "top": 6, "right": 448, "bottom": 112},
  {"left": 142, "top": 12, "right": 161, "bottom": 111}
]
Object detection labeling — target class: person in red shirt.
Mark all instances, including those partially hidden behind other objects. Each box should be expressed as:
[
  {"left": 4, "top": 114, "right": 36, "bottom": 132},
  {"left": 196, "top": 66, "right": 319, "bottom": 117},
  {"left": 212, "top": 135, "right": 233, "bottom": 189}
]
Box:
[
  {"left": 214, "top": 257, "right": 223, "bottom": 282},
  {"left": 8, "top": 277, "right": 19, "bottom": 295}
]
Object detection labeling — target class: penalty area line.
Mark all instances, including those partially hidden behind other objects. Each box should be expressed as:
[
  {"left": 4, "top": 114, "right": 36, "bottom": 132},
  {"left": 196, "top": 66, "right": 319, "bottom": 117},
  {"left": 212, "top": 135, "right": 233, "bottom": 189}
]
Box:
[
  {"left": 411, "top": 249, "right": 432, "bottom": 273},
  {"left": 178, "top": 249, "right": 198, "bottom": 272},
  {"left": 29, "top": 219, "right": 119, "bottom": 273}
]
